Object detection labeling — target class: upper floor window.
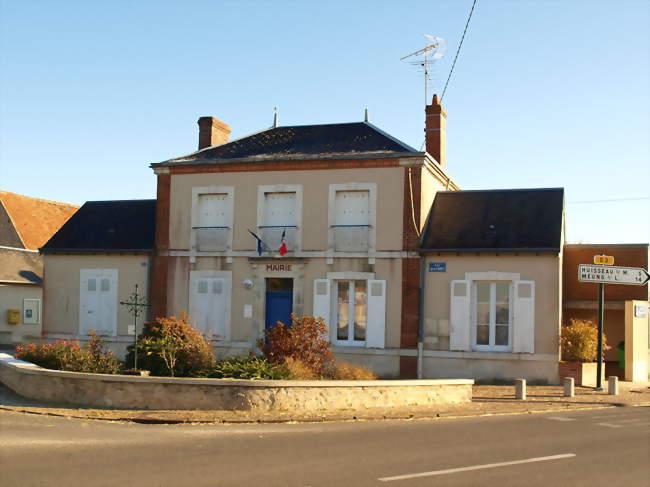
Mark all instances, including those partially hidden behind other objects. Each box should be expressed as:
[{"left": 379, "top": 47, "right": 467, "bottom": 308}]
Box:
[
  {"left": 329, "top": 184, "right": 376, "bottom": 253},
  {"left": 257, "top": 185, "right": 302, "bottom": 254},
  {"left": 191, "top": 186, "right": 233, "bottom": 252}
]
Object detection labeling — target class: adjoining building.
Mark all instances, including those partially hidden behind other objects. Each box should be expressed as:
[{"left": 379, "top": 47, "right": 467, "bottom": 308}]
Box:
[
  {"left": 0, "top": 191, "right": 78, "bottom": 345},
  {"left": 563, "top": 243, "right": 649, "bottom": 380},
  {"left": 40, "top": 200, "right": 155, "bottom": 355},
  {"left": 419, "top": 188, "right": 565, "bottom": 383}
]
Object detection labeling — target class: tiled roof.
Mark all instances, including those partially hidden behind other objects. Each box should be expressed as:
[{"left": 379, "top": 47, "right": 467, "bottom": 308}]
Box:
[
  {"left": 0, "top": 247, "right": 43, "bottom": 284},
  {"left": 41, "top": 200, "right": 156, "bottom": 253},
  {"left": 420, "top": 188, "right": 565, "bottom": 252},
  {"left": 154, "top": 122, "right": 420, "bottom": 166},
  {"left": 0, "top": 191, "right": 79, "bottom": 250}
]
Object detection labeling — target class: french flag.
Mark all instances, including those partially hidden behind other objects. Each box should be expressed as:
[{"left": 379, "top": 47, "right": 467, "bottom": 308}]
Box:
[{"left": 278, "top": 229, "right": 288, "bottom": 257}]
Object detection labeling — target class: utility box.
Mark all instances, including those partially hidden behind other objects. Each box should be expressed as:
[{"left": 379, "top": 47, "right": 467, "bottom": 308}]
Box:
[{"left": 7, "top": 309, "right": 20, "bottom": 325}]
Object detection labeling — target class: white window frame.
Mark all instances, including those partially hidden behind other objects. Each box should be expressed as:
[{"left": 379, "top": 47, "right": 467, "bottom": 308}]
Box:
[
  {"left": 466, "top": 271, "right": 520, "bottom": 353},
  {"left": 471, "top": 281, "right": 513, "bottom": 352},
  {"left": 326, "top": 272, "right": 374, "bottom": 346},
  {"left": 332, "top": 279, "right": 368, "bottom": 346},
  {"left": 190, "top": 186, "right": 234, "bottom": 252},
  {"left": 328, "top": 183, "right": 377, "bottom": 253},
  {"left": 256, "top": 184, "right": 303, "bottom": 252}
]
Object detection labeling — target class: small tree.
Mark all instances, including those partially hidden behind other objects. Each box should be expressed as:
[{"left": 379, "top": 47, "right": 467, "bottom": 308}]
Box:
[
  {"left": 258, "top": 314, "right": 334, "bottom": 377},
  {"left": 560, "top": 319, "right": 610, "bottom": 362},
  {"left": 127, "top": 314, "right": 215, "bottom": 377}
]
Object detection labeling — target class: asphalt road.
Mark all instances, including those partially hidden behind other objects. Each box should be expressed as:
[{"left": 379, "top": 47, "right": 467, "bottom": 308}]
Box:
[{"left": 1, "top": 406, "right": 648, "bottom": 487}]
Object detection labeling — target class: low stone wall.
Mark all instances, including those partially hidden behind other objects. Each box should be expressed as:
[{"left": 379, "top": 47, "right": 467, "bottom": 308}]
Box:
[{"left": 0, "top": 354, "right": 473, "bottom": 411}]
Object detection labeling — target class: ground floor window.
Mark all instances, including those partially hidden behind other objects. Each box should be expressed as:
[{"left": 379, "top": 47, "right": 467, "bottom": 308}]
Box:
[
  {"left": 334, "top": 280, "right": 367, "bottom": 345},
  {"left": 474, "top": 281, "right": 512, "bottom": 351}
]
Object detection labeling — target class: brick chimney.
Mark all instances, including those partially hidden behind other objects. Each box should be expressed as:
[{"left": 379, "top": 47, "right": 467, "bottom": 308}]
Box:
[
  {"left": 197, "top": 116, "right": 231, "bottom": 150},
  {"left": 425, "top": 94, "right": 446, "bottom": 168}
]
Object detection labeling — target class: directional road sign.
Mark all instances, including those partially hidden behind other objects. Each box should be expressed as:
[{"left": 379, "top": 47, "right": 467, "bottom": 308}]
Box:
[{"left": 578, "top": 264, "right": 650, "bottom": 286}]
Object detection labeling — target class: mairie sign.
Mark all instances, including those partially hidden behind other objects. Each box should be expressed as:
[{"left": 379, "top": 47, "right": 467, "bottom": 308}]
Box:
[{"left": 578, "top": 264, "right": 650, "bottom": 286}]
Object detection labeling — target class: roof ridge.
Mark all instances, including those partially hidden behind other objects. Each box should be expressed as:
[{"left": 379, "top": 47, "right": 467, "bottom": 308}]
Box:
[
  {"left": 0, "top": 190, "right": 79, "bottom": 208},
  {"left": 438, "top": 187, "right": 564, "bottom": 194}
]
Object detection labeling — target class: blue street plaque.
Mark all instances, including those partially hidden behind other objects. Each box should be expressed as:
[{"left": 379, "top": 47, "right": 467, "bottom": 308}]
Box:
[{"left": 429, "top": 262, "right": 446, "bottom": 272}]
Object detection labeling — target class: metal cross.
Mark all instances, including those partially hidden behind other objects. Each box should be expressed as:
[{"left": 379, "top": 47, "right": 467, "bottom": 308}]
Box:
[{"left": 120, "top": 284, "right": 149, "bottom": 371}]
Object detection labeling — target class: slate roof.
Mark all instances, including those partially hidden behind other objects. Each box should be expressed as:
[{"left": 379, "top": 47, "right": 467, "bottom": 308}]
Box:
[
  {"left": 153, "top": 122, "right": 421, "bottom": 166},
  {"left": 0, "top": 191, "right": 79, "bottom": 250},
  {"left": 0, "top": 247, "right": 43, "bottom": 284},
  {"left": 41, "top": 200, "right": 156, "bottom": 253},
  {"left": 420, "top": 188, "right": 564, "bottom": 252}
]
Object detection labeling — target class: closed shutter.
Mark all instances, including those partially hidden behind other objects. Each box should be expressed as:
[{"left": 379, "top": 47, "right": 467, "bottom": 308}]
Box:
[
  {"left": 79, "top": 269, "right": 117, "bottom": 336},
  {"left": 366, "top": 280, "right": 386, "bottom": 348},
  {"left": 513, "top": 280, "right": 535, "bottom": 353},
  {"left": 449, "top": 280, "right": 471, "bottom": 351},
  {"left": 313, "top": 279, "right": 331, "bottom": 335},
  {"left": 189, "top": 273, "right": 231, "bottom": 340},
  {"left": 264, "top": 192, "right": 296, "bottom": 226},
  {"left": 198, "top": 193, "right": 229, "bottom": 227}
]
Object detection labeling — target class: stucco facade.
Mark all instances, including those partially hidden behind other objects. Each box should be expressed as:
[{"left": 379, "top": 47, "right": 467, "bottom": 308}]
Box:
[
  {"left": 42, "top": 254, "right": 151, "bottom": 353},
  {"left": 421, "top": 254, "right": 562, "bottom": 383},
  {"left": 0, "top": 283, "right": 43, "bottom": 344}
]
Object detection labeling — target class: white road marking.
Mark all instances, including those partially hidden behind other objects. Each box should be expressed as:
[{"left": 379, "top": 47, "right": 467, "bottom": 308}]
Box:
[
  {"left": 546, "top": 417, "right": 576, "bottom": 422},
  {"left": 597, "top": 423, "right": 622, "bottom": 428},
  {"left": 377, "top": 454, "right": 576, "bottom": 482}
]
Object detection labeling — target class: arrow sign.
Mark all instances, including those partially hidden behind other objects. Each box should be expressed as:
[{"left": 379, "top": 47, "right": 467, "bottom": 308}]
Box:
[{"left": 578, "top": 264, "right": 650, "bottom": 286}]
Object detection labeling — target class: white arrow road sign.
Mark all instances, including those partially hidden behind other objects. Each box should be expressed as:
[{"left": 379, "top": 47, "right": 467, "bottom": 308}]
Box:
[{"left": 578, "top": 264, "right": 650, "bottom": 286}]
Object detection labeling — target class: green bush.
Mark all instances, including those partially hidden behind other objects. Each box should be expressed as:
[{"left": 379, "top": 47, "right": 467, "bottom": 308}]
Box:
[
  {"left": 126, "top": 314, "right": 215, "bottom": 377},
  {"left": 560, "top": 318, "right": 610, "bottom": 362},
  {"left": 15, "top": 331, "right": 123, "bottom": 374},
  {"left": 209, "top": 356, "right": 289, "bottom": 380}
]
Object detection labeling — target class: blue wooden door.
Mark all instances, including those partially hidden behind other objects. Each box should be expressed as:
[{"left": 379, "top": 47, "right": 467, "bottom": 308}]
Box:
[{"left": 265, "top": 290, "right": 293, "bottom": 329}]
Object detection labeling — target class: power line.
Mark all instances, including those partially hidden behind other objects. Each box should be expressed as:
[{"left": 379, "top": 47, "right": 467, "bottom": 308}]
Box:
[
  {"left": 567, "top": 197, "right": 650, "bottom": 204},
  {"left": 441, "top": 0, "right": 478, "bottom": 101}
]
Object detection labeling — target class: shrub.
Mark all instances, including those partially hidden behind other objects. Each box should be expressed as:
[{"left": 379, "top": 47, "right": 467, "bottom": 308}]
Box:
[
  {"left": 209, "top": 356, "right": 289, "bottom": 380},
  {"left": 258, "top": 314, "right": 334, "bottom": 376},
  {"left": 15, "top": 331, "right": 122, "bottom": 374},
  {"left": 327, "top": 360, "right": 377, "bottom": 380},
  {"left": 560, "top": 319, "right": 610, "bottom": 362},
  {"left": 283, "top": 357, "right": 319, "bottom": 380},
  {"left": 126, "top": 314, "right": 215, "bottom": 377}
]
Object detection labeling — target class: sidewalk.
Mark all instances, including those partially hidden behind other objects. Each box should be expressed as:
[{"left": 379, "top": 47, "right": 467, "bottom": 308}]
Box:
[{"left": 1, "top": 382, "right": 648, "bottom": 424}]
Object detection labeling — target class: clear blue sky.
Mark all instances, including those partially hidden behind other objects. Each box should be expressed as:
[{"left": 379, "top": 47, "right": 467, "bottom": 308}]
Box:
[{"left": 1, "top": 0, "right": 648, "bottom": 243}]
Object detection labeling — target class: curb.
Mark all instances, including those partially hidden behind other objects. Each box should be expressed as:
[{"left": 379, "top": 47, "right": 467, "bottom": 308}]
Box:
[{"left": 2, "top": 401, "right": 648, "bottom": 426}]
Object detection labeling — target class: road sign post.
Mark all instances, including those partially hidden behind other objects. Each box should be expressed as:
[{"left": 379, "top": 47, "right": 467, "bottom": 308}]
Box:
[
  {"left": 578, "top": 259, "right": 650, "bottom": 390},
  {"left": 596, "top": 282, "right": 604, "bottom": 390}
]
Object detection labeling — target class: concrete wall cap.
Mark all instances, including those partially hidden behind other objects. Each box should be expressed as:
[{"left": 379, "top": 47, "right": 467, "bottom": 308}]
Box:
[{"left": 0, "top": 354, "right": 473, "bottom": 387}]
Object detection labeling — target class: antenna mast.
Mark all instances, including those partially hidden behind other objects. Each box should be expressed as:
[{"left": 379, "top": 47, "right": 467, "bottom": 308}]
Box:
[{"left": 401, "top": 35, "right": 447, "bottom": 105}]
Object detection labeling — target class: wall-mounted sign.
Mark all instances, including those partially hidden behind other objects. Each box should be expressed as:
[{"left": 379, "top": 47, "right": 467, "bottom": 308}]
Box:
[
  {"left": 128, "top": 325, "right": 136, "bottom": 335},
  {"left": 635, "top": 305, "right": 648, "bottom": 318},
  {"left": 578, "top": 264, "right": 650, "bottom": 286},
  {"left": 594, "top": 255, "right": 615, "bottom": 265},
  {"left": 266, "top": 264, "right": 292, "bottom": 272},
  {"left": 429, "top": 262, "right": 446, "bottom": 272}
]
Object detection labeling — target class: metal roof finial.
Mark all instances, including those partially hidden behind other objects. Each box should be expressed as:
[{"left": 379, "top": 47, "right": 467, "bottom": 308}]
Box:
[
  {"left": 273, "top": 107, "right": 278, "bottom": 128},
  {"left": 364, "top": 108, "right": 369, "bottom": 123}
]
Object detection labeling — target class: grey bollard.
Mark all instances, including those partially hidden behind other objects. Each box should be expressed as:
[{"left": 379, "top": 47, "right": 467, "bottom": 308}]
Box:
[
  {"left": 563, "top": 377, "right": 575, "bottom": 397},
  {"left": 608, "top": 376, "right": 619, "bottom": 395},
  {"left": 515, "top": 379, "right": 526, "bottom": 400}
]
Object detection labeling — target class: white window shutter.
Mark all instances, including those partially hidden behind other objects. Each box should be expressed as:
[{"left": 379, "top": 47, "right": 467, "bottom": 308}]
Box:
[
  {"left": 313, "top": 279, "right": 331, "bottom": 334},
  {"left": 366, "top": 280, "right": 386, "bottom": 349},
  {"left": 513, "top": 280, "right": 535, "bottom": 353},
  {"left": 449, "top": 280, "right": 471, "bottom": 351}
]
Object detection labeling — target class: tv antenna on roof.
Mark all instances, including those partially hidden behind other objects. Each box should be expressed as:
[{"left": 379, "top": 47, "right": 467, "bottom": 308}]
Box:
[{"left": 401, "top": 35, "right": 447, "bottom": 105}]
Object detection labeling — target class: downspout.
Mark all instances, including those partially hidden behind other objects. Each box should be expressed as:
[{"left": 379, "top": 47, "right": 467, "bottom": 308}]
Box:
[{"left": 417, "top": 255, "right": 426, "bottom": 379}]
